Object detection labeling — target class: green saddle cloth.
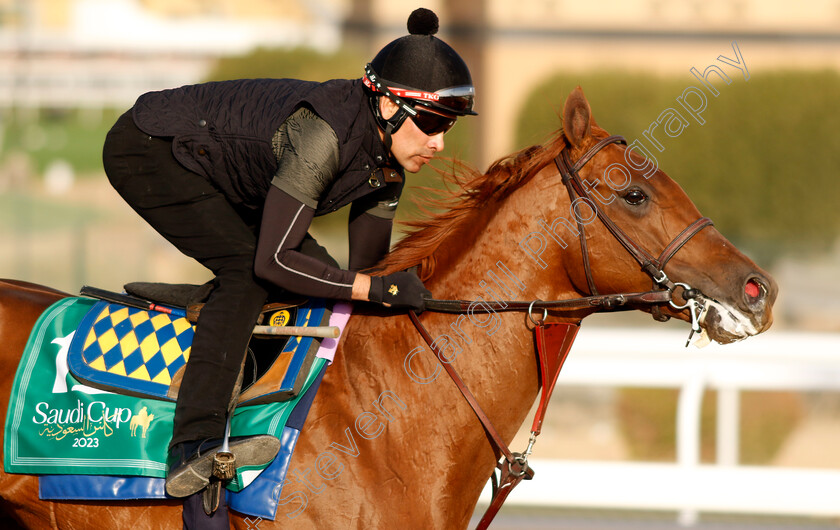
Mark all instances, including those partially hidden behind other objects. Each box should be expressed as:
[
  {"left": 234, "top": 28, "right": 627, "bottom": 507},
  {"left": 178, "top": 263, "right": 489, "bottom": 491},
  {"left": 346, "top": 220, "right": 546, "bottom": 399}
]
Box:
[{"left": 4, "top": 297, "right": 326, "bottom": 489}]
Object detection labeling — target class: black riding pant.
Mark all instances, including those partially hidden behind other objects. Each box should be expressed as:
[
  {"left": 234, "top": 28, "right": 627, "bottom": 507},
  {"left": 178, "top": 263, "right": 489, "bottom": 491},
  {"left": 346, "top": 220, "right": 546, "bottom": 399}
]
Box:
[{"left": 102, "top": 110, "right": 331, "bottom": 448}]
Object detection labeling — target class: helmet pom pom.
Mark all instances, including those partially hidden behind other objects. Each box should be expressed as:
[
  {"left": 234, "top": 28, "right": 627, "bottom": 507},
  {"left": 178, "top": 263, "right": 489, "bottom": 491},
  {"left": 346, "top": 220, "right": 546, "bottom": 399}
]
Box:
[{"left": 407, "top": 8, "right": 439, "bottom": 36}]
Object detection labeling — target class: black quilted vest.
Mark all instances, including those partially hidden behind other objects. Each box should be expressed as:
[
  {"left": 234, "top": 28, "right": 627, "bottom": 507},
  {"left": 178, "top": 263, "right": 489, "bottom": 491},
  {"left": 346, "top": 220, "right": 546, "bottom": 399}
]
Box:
[{"left": 132, "top": 78, "right": 402, "bottom": 216}]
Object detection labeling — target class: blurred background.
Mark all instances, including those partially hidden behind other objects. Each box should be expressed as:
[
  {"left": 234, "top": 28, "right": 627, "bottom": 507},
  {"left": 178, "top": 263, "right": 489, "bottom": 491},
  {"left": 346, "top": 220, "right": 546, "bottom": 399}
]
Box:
[{"left": 0, "top": 1, "right": 838, "bottom": 527}]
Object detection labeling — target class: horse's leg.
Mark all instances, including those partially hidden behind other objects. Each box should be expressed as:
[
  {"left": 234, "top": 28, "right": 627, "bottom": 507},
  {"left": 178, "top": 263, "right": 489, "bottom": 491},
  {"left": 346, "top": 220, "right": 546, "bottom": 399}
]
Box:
[{"left": 0, "top": 281, "right": 188, "bottom": 529}]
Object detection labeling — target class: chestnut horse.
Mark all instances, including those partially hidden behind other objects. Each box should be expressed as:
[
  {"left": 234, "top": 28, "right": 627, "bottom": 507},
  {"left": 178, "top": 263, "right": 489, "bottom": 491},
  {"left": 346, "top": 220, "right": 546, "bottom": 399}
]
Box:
[{"left": 0, "top": 88, "right": 776, "bottom": 529}]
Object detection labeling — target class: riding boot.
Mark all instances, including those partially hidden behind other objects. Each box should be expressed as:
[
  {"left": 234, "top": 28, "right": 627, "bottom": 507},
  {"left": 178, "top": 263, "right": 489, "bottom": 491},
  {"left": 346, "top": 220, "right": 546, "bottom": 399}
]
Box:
[
  {"left": 166, "top": 435, "right": 281, "bottom": 498},
  {"left": 182, "top": 490, "right": 229, "bottom": 530}
]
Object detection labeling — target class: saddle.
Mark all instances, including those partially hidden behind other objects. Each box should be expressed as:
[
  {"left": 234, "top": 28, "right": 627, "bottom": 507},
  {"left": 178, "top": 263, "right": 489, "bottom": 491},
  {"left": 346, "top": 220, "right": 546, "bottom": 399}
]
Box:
[
  {"left": 5, "top": 291, "right": 348, "bottom": 520},
  {"left": 71, "top": 282, "right": 332, "bottom": 406}
]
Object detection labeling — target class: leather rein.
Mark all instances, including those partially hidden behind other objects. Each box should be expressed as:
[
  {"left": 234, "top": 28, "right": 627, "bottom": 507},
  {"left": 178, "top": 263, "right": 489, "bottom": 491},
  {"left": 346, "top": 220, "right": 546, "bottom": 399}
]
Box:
[{"left": 408, "top": 135, "right": 714, "bottom": 529}]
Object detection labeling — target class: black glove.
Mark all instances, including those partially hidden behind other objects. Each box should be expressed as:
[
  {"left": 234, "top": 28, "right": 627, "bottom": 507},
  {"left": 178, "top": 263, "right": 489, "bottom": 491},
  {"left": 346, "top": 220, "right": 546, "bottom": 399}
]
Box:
[{"left": 368, "top": 272, "right": 432, "bottom": 312}]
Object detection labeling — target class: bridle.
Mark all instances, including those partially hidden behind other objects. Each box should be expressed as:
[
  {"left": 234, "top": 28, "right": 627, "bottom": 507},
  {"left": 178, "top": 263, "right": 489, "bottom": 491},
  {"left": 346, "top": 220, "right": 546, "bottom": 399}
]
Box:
[
  {"left": 408, "top": 134, "right": 714, "bottom": 529},
  {"left": 554, "top": 134, "right": 713, "bottom": 325},
  {"left": 423, "top": 135, "right": 715, "bottom": 325}
]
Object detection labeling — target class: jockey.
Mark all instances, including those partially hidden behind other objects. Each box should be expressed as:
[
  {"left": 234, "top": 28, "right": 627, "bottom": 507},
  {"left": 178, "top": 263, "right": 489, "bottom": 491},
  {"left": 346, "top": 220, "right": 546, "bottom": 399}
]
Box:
[{"left": 101, "top": 8, "right": 476, "bottom": 500}]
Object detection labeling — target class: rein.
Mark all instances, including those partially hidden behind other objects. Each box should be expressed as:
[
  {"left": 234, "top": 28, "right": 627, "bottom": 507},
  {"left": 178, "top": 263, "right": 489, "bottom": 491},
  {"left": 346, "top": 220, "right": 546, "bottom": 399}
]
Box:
[
  {"left": 424, "top": 289, "right": 672, "bottom": 314},
  {"left": 408, "top": 135, "right": 715, "bottom": 529}
]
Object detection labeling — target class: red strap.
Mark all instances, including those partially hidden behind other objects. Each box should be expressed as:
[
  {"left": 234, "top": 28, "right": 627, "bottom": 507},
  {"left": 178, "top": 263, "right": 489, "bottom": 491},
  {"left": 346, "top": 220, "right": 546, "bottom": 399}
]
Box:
[{"left": 531, "top": 322, "right": 579, "bottom": 435}]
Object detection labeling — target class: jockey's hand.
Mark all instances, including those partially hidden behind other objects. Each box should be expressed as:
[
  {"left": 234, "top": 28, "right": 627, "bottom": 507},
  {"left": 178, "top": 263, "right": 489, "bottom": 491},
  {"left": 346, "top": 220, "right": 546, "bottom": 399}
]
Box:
[{"left": 368, "top": 272, "right": 431, "bottom": 312}]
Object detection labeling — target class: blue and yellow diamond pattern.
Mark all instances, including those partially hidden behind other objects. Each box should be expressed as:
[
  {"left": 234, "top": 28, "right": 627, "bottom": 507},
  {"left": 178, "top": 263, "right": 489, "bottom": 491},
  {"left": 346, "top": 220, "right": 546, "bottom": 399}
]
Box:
[
  {"left": 68, "top": 298, "right": 327, "bottom": 403},
  {"left": 68, "top": 301, "right": 194, "bottom": 400}
]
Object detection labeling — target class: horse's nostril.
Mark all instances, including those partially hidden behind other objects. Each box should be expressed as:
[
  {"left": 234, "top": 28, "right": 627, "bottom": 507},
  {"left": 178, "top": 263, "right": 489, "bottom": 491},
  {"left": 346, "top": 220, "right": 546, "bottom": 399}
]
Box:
[{"left": 745, "top": 278, "right": 764, "bottom": 301}]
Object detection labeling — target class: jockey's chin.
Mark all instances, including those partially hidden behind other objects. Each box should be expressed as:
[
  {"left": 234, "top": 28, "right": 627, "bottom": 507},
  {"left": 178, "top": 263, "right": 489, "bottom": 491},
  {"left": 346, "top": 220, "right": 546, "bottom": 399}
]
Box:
[{"left": 387, "top": 120, "right": 444, "bottom": 173}]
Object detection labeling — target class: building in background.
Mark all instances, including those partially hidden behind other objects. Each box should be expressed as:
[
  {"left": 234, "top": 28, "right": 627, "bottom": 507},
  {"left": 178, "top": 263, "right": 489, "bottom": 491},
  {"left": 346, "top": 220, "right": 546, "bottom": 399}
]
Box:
[
  {"left": 348, "top": 0, "right": 840, "bottom": 166},
  {"left": 1, "top": 0, "right": 839, "bottom": 164},
  {"left": 0, "top": 0, "right": 347, "bottom": 109}
]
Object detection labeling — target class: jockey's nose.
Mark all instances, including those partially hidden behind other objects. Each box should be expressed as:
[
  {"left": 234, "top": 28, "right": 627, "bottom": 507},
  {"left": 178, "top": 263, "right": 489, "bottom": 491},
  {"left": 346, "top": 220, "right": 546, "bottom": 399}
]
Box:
[{"left": 428, "top": 132, "right": 444, "bottom": 153}]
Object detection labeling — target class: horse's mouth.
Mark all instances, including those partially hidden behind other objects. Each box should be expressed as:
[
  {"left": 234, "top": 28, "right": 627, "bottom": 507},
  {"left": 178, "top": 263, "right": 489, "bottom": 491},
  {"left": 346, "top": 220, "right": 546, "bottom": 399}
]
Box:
[{"left": 699, "top": 299, "right": 761, "bottom": 344}]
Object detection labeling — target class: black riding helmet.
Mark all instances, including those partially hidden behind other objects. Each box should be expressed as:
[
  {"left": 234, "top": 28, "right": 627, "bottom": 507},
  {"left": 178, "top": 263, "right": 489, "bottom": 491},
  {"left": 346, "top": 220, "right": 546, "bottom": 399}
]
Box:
[{"left": 364, "top": 8, "right": 476, "bottom": 149}]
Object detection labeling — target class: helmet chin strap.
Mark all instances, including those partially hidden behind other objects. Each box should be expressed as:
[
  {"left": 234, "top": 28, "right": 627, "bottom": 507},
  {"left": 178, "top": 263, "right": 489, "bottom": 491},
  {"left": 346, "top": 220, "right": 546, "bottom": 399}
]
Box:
[
  {"left": 369, "top": 95, "right": 410, "bottom": 156},
  {"left": 382, "top": 121, "right": 395, "bottom": 154}
]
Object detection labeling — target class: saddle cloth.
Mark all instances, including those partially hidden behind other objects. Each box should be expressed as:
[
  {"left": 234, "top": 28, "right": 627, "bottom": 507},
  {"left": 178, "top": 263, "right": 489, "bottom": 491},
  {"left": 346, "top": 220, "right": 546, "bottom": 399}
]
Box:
[
  {"left": 4, "top": 296, "right": 352, "bottom": 520},
  {"left": 67, "top": 296, "right": 328, "bottom": 404}
]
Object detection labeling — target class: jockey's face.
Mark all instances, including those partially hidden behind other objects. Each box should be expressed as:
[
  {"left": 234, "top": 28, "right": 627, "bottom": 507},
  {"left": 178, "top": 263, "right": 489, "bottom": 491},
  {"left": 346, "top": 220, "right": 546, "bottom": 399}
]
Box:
[{"left": 379, "top": 97, "right": 445, "bottom": 173}]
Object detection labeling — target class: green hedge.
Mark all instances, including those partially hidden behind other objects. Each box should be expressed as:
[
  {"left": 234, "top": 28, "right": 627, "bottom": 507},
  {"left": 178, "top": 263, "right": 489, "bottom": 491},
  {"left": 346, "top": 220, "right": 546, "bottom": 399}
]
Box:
[
  {"left": 204, "top": 46, "right": 367, "bottom": 83},
  {"left": 0, "top": 108, "right": 122, "bottom": 175},
  {"left": 7, "top": 52, "right": 835, "bottom": 262},
  {"left": 515, "top": 70, "right": 840, "bottom": 261}
]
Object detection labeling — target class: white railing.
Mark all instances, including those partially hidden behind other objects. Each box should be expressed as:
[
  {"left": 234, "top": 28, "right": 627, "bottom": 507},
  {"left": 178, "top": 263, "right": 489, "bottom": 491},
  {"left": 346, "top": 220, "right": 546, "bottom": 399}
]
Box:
[{"left": 480, "top": 327, "right": 840, "bottom": 525}]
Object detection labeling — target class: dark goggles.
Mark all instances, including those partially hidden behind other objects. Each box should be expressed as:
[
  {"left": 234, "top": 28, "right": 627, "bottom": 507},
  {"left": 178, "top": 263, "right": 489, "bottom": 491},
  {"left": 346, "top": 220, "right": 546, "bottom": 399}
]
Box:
[
  {"left": 411, "top": 107, "right": 457, "bottom": 136},
  {"left": 363, "top": 64, "right": 476, "bottom": 131},
  {"left": 415, "top": 86, "right": 476, "bottom": 116}
]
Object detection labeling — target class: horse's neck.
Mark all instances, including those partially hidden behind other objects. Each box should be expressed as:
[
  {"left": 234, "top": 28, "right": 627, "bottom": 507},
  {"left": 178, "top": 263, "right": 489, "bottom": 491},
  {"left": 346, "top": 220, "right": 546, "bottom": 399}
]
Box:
[
  {"left": 328, "top": 307, "right": 539, "bottom": 526},
  {"left": 320, "top": 269, "right": 552, "bottom": 522},
  {"left": 332, "top": 183, "right": 584, "bottom": 522},
  {"left": 303, "top": 180, "right": 587, "bottom": 524},
  {"left": 413, "top": 173, "right": 583, "bottom": 435},
  {"left": 427, "top": 168, "right": 581, "bottom": 302}
]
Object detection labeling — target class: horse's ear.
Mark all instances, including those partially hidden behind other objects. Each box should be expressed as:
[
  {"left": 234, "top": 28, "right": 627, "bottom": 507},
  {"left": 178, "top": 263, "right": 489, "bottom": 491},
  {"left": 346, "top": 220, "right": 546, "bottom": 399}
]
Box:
[{"left": 563, "top": 86, "right": 592, "bottom": 147}]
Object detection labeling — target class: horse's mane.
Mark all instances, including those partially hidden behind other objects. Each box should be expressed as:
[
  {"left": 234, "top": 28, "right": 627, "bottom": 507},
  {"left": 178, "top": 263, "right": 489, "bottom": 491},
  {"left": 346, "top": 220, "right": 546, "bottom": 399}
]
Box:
[{"left": 376, "top": 130, "right": 571, "bottom": 280}]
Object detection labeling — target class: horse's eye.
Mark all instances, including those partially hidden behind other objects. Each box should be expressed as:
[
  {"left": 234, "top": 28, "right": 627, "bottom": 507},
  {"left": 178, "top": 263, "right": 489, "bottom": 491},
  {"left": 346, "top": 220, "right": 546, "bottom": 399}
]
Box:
[{"left": 623, "top": 188, "right": 647, "bottom": 205}]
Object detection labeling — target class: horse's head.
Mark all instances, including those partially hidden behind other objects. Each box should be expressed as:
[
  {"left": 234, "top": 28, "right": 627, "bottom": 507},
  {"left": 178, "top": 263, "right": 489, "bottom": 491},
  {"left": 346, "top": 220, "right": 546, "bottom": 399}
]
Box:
[{"left": 539, "top": 87, "right": 777, "bottom": 344}]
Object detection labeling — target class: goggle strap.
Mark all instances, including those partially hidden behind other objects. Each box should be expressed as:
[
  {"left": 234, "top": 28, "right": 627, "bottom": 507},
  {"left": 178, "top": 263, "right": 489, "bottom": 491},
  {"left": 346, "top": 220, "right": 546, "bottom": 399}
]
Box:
[
  {"left": 365, "top": 65, "right": 418, "bottom": 118},
  {"left": 382, "top": 106, "right": 413, "bottom": 152}
]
